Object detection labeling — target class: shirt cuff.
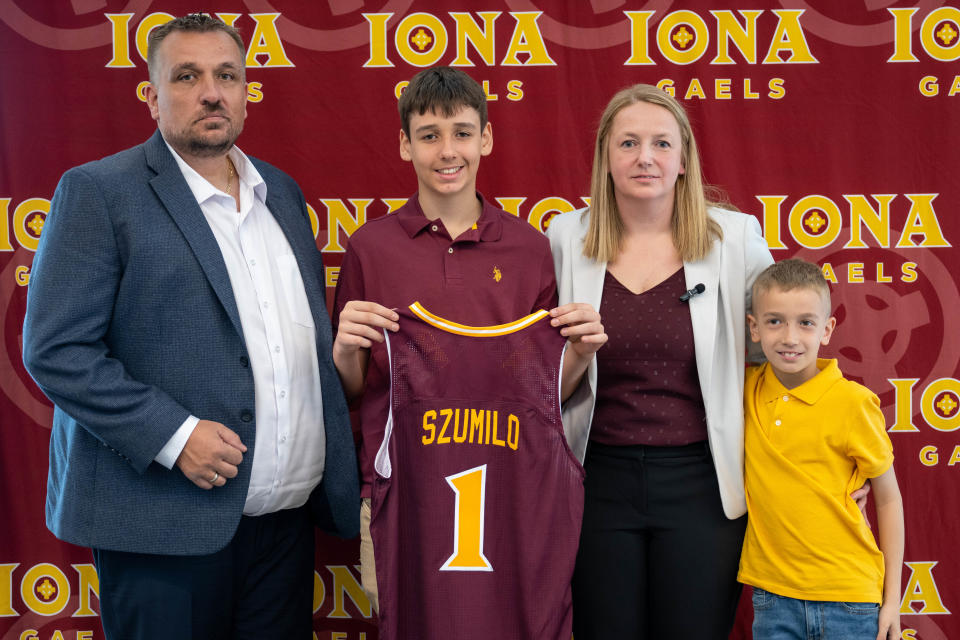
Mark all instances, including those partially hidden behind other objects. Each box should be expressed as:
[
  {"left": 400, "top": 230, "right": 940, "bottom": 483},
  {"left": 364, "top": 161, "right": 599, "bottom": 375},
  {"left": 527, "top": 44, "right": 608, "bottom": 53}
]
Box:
[{"left": 154, "top": 415, "right": 201, "bottom": 469}]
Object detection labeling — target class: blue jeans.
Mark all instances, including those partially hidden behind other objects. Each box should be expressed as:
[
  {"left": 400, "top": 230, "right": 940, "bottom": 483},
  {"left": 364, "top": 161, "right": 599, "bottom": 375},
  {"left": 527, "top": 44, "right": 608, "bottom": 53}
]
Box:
[{"left": 752, "top": 586, "right": 879, "bottom": 640}]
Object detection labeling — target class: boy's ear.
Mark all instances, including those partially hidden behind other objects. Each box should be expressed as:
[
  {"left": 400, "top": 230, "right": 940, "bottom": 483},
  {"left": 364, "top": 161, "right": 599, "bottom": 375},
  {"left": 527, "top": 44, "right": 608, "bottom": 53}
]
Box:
[
  {"left": 399, "top": 129, "right": 412, "bottom": 161},
  {"left": 746, "top": 313, "right": 760, "bottom": 342},
  {"left": 480, "top": 122, "right": 493, "bottom": 157},
  {"left": 820, "top": 315, "right": 837, "bottom": 346}
]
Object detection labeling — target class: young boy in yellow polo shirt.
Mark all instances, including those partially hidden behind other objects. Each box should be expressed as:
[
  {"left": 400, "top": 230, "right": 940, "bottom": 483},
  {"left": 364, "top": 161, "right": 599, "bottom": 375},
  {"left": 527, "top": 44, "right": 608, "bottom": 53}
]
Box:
[{"left": 738, "top": 258, "right": 904, "bottom": 640}]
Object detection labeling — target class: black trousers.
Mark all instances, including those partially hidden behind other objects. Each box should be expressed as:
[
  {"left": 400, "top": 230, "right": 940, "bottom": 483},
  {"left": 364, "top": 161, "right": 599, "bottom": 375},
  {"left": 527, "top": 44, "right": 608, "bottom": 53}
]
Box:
[
  {"left": 572, "top": 441, "right": 746, "bottom": 639},
  {"left": 93, "top": 504, "right": 315, "bottom": 640}
]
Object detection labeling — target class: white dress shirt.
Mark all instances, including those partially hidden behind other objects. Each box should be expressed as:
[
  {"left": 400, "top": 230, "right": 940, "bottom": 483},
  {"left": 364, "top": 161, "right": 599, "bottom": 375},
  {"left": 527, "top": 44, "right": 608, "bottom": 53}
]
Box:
[{"left": 154, "top": 141, "right": 325, "bottom": 516}]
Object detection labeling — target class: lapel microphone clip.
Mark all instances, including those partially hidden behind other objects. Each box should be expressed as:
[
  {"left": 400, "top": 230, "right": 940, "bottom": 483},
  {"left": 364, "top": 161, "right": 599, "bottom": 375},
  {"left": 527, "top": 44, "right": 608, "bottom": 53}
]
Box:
[{"left": 679, "top": 283, "right": 706, "bottom": 302}]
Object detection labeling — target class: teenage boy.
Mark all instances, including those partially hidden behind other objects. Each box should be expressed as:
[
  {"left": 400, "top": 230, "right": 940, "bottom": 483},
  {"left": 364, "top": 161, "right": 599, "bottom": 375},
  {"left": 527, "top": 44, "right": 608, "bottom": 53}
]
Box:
[
  {"left": 332, "top": 66, "right": 604, "bottom": 623},
  {"left": 739, "top": 258, "right": 904, "bottom": 640}
]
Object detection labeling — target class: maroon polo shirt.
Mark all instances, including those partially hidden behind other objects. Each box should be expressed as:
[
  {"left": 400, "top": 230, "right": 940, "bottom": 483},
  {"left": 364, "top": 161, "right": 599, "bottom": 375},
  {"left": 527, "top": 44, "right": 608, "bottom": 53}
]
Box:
[{"left": 333, "top": 192, "right": 558, "bottom": 497}]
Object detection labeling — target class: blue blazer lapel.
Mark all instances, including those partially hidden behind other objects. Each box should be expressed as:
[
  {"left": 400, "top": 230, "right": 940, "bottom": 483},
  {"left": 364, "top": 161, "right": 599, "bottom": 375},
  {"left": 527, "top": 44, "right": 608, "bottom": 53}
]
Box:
[{"left": 143, "top": 131, "right": 246, "bottom": 344}]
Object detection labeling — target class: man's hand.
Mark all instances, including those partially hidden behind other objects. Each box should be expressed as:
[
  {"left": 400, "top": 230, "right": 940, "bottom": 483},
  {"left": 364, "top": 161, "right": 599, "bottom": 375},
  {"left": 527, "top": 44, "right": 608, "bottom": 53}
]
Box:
[{"left": 175, "top": 420, "right": 247, "bottom": 489}]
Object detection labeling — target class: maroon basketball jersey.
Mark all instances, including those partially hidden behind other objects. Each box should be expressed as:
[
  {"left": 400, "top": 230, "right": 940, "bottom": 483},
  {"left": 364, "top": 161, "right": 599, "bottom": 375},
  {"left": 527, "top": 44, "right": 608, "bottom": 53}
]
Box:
[{"left": 371, "top": 302, "right": 584, "bottom": 640}]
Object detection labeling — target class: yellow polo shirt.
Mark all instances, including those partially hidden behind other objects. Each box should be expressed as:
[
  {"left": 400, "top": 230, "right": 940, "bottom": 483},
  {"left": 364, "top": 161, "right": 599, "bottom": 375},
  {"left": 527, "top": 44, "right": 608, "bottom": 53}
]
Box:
[{"left": 738, "top": 359, "right": 893, "bottom": 603}]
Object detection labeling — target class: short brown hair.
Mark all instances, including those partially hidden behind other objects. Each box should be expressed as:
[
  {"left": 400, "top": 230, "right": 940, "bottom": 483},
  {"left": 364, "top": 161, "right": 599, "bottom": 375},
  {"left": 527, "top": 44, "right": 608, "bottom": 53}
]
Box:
[
  {"left": 398, "top": 67, "right": 488, "bottom": 137},
  {"left": 147, "top": 14, "right": 245, "bottom": 83},
  {"left": 751, "top": 258, "right": 831, "bottom": 311}
]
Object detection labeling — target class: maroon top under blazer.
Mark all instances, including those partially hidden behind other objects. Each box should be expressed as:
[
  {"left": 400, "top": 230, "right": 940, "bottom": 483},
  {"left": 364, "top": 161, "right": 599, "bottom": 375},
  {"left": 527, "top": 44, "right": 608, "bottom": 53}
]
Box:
[{"left": 591, "top": 268, "right": 708, "bottom": 447}]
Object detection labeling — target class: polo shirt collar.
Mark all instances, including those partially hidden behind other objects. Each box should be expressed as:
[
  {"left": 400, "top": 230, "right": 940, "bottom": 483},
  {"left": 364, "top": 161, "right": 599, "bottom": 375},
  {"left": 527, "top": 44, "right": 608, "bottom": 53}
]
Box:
[
  {"left": 760, "top": 358, "right": 842, "bottom": 405},
  {"left": 397, "top": 192, "right": 503, "bottom": 242}
]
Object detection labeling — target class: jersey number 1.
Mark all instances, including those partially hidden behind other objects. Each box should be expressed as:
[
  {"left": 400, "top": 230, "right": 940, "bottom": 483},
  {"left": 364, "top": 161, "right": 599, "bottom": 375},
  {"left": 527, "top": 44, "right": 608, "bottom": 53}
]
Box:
[{"left": 440, "top": 465, "right": 493, "bottom": 572}]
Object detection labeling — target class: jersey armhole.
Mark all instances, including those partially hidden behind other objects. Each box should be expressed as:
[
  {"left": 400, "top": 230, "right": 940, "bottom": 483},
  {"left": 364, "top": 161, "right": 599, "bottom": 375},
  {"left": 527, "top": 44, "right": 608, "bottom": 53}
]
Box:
[{"left": 374, "top": 327, "right": 393, "bottom": 479}]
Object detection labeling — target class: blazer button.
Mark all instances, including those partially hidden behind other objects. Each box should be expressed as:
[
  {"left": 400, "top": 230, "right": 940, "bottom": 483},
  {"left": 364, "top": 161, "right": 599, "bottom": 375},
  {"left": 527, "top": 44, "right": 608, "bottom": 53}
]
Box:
[
  {"left": 239, "top": 356, "right": 249, "bottom": 368},
  {"left": 240, "top": 410, "right": 253, "bottom": 422}
]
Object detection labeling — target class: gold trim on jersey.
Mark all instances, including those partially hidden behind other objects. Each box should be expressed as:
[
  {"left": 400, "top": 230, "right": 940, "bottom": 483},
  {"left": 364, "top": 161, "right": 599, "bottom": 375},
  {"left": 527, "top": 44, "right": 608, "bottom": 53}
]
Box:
[{"left": 409, "top": 301, "right": 550, "bottom": 337}]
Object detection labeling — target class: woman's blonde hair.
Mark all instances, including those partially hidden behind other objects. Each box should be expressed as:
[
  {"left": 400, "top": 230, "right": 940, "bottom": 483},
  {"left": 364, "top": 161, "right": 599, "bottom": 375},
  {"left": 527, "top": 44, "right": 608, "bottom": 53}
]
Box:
[{"left": 583, "top": 84, "right": 723, "bottom": 263}]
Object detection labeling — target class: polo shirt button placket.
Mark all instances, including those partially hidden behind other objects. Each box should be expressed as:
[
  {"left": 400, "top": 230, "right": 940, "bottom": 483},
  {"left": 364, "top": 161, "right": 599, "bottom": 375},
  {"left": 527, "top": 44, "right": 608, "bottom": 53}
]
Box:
[{"left": 444, "top": 243, "right": 462, "bottom": 285}]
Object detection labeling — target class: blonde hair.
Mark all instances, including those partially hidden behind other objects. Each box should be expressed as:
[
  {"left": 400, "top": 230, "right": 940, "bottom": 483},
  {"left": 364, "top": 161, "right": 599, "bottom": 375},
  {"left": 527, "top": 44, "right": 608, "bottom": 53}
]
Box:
[{"left": 583, "top": 84, "right": 723, "bottom": 263}]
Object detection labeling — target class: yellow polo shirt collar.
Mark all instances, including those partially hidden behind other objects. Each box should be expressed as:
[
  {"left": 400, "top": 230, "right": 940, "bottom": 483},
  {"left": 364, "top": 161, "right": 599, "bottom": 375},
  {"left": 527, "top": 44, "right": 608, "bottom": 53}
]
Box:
[{"left": 759, "top": 358, "right": 842, "bottom": 406}]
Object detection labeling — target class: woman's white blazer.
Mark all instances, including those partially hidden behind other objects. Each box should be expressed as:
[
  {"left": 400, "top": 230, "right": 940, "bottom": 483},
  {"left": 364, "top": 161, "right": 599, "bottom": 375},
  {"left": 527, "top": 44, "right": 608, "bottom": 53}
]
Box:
[{"left": 547, "top": 207, "right": 774, "bottom": 519}]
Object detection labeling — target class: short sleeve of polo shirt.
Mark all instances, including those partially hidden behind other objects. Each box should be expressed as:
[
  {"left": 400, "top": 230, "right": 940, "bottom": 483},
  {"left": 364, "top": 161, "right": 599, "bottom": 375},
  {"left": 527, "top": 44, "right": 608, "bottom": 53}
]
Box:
[
  {"left": 533, "top": 248, "right": 559, "bottom": 312},
  {"left": 332, "top": 244, "right": 365, "bottom": 333},
  {"left": 845, "top": 385, "right": 894, "bottom": 479}
]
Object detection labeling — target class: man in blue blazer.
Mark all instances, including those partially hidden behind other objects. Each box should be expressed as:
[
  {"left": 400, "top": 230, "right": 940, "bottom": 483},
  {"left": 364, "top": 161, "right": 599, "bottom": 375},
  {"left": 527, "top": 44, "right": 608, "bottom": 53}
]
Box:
[{"left": 22, "top": 14, "right": 358, "bottom": 639}]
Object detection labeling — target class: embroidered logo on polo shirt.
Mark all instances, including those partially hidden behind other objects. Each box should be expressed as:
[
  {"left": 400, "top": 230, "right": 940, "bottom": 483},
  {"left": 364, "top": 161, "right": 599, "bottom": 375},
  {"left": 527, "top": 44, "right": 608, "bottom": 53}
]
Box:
[{"left": 493, "top": 266, "right": 502, "bottom": 283}]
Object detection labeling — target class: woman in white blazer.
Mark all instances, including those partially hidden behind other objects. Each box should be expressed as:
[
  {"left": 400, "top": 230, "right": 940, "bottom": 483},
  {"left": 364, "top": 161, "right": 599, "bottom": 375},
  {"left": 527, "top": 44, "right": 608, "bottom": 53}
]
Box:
[{"left": 547, "top": 84, "right": 773, "bottom": 638}]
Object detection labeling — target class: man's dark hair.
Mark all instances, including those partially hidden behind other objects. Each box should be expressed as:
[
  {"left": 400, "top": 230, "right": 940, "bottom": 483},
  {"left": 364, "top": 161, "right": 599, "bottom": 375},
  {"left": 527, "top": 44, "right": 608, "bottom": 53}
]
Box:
[
  {"left": 398, "top": 67, "right": 488, "bottom": 137},
  {"left": 147, "top": 14, "right": 245, "bottom": 83}
]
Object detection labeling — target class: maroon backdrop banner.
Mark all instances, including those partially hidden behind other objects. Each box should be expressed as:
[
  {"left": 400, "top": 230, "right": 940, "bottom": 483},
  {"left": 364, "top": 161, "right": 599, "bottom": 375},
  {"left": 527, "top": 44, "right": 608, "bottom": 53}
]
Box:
[{"left": 1, "top": 2, "right": 957, "bottom": 638}]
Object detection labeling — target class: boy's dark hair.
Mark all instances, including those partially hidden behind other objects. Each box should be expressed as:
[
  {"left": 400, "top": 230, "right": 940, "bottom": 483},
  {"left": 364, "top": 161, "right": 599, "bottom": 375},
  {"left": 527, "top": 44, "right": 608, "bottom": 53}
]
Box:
[
  {"left": 147, "top": 14, "right": 245, "bottom": 83},
  {"left": 398, "top": 67, "right": 488, "bottom": 137},
  {"left": 752, "top": 258, "right": 831, "bottom": 311}
]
